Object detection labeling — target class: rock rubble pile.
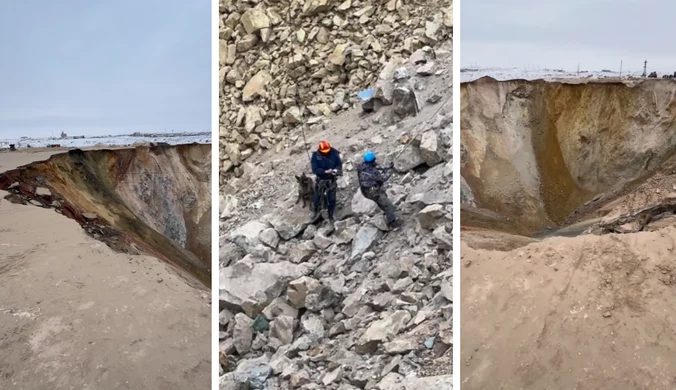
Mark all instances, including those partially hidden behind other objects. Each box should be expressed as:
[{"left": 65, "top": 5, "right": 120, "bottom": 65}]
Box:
[
  {"left": 219, "top": 0, "right": 453, "bottom": 180},
  {"left": 219, "top": 116, "right": 452, "bottom": 389}
]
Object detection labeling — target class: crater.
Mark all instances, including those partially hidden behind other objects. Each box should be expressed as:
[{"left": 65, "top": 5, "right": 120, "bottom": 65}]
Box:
[{"left": 0, "top": 143, "right": 211, "bottom": 286}]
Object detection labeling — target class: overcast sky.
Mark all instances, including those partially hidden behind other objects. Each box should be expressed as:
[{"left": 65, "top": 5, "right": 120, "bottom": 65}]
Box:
[
  {"left": 462, "top": 0, "right": 676, "bottom": 73},
  {"left": 0, "top": 1, "right": 210, "bottom": 138}
]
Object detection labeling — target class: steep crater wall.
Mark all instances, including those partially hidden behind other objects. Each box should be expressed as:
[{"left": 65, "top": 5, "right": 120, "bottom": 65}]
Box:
[
  {"left": 0, "top": 144, "right": 211, "bottom": 287},
  {"left": 461, "top": 77, "right": 676, "bottom": 236}
]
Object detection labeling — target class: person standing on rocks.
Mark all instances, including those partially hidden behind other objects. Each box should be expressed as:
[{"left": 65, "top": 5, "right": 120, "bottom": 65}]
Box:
[
  {"left": 357, "top": 151, "right": 400, "bottom": 228},
  {"left": 310, "top": 140, "right": 342, "bottom": 224}
]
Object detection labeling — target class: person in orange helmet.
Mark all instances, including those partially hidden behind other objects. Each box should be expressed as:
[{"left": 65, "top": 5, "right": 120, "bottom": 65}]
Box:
[{"left": 310, "top": 140, "right": 342, "bottom": 223}]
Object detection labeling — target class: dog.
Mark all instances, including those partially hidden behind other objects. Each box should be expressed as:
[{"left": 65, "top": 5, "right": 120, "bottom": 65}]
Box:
[{"left": 295, "top": 173, "right": 314, "bottom": 209}]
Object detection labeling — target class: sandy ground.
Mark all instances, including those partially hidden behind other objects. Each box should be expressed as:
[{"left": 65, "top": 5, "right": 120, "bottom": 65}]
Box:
[
  {"left": 461, "top": 229, "right": 676, "bottom": 390},
  {"left": 0, "top": 146, "right": 138, "bottom": 173},
  {"left": 0, "top": 150, "right": 210, "bottom": 389},
  {"left": 0, "top": 149, "right": 63, "bottom": 172}
]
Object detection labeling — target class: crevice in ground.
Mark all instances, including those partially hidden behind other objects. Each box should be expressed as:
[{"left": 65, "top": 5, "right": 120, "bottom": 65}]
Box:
[{"left": 0, "top": 143, "right": 211, "bottom": 287}]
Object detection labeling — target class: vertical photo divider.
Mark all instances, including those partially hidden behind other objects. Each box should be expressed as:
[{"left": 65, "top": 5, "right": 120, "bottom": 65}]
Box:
[
  {"left": 211, "top": 0, "right": 220, "bottom": 388},
  {"left": 452, "top": 0, "right": 460, "bottom": 387}
]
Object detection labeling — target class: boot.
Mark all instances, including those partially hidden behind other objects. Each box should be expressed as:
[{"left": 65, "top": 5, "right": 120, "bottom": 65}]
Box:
[
  {"left": 387, "top": 218, "right": 402, "bottom": 229},
  {"left": 309, "top": 210, "right": 321, "bottom": 223}
]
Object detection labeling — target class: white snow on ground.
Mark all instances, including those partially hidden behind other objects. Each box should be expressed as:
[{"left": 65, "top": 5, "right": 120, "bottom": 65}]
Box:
[
  {"left": 0, "top": 132, "right": 211, "bottom": 149},
  {"left": 461, "top": 67, "right": 645, "bottom": 82}
]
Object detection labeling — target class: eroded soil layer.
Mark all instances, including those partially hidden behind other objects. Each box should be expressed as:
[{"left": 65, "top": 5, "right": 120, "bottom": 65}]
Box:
[
  {"left": 461, "top": 77, "right": 676, "bottom": 236},
  {"left": 0, "top": 143, "right": 211, "bottom": 286}
]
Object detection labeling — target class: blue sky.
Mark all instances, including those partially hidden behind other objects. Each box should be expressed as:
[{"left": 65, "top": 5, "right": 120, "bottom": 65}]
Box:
[
  {"left": 462, "top": 0, "right": 676, "bottom": 74},
  {"left": 0, "top": 0, "right": 210, "bottom": 138}
]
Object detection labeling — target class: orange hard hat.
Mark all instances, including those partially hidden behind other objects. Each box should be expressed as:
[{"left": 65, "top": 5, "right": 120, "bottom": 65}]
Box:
[{"left": 318, "top": 140, "right": 331, "bottom": 153}]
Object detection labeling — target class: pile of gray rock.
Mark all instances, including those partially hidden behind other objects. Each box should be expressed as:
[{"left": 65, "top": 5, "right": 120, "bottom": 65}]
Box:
[
  {"left": 219, "top": 117, "right": 452, "bottom": 389},
  {"left": 219, "top": 0, "right": 453, "bottom": 177}
]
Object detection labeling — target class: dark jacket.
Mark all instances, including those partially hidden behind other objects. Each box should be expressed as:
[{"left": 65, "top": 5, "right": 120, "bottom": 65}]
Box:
[
  {"left": 357, "top": 161, "right": 391, "bottom": 189},
  {"left": 311, "top": 149, "right": 343, "bottom": 181}
]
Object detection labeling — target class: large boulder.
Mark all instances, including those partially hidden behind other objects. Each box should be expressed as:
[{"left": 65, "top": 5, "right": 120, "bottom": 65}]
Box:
[
  {"left": 303, "top": 0, "right": 333, "bottom": 15},
  {"left": 262, "top": 297, "right": 298, "bottom": 320},
  {"left": 418, "top": 204, "right": 451, "bottom": 230},
  {"left": 356, "top": 310, "right": 412, "bottom": 354},
  {"left": 392, "top": 87, "right": 418, "bottom": 117},
  {"left": 419, "top": 130, "right": 443, "bottom": 166},
  {"left": 266, "top": 210, "right": 309, "bottom": 241},
  {"left": 233, "top": 355, "right": 272, "bottom": 389},
  {"left": 286, "top": 276, "right": 321, "bottom": 309},
  {"left": 219, "top": 373, "right": 247, "bottom": 390},
  {"left": 232, "top": 313, "right": 254, "bottom": 355},
  {"left": 289, "top": 241, "right": 317, "bottom": 263},
  {"left": 313, "top": 231, "right": 334, "bottom": 250},
  {"left": 433, "top": 225, "right": 453, "bottom": 250},
  {"left": 350, "top": 225, "right": 382, "bottom": 259},
  {"left": 220, "top": 241, "right": 245, "bottom": 268},
  {"left": 407, "top": 165, "right": 451, "bottom": 206},
  {"left": 374, "top": 57, "right": 404, "bottom": 106},
  {"left": 282, "top": 106, "right": 303, "bottom": 124},
  {"left": 242, "top": 70, "right": 271, "bottom": 102},
  {"left": 219, "top": 260, "right": 308, "bottom": 314},
  {"left": 258, "top": 228, "right": 280, "bottom": 249},
  {"left": 269, "top": 315, "right": 295, "bottom": 346},
  {"left": 229, "top": 220, "right": 268, "bottom": 253},
  {"left": 394, "top": 146, "right": 425, "bottom": 173},
  {"left": 221, "top": 194, "right": 239, "bottom": 219},
  {"left": 240, "top": 8, "right": 270, "bottom": 34}
]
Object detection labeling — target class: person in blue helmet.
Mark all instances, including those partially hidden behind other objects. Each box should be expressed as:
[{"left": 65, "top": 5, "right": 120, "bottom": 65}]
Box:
[{"left": 357, "top": 151, "right": 400, "bottom": 228}]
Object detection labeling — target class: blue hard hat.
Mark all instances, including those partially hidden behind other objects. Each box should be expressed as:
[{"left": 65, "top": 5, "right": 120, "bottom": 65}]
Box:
[{"left": 364, "top": 151, "right": 376, "bottom": 163}]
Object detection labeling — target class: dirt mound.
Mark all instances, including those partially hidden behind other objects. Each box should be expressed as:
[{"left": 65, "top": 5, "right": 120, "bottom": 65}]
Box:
[
  {"left": 461, "top": 230, "right": 676, "bottom": 389},
  {"left": 0, "top": 144, "right": 211, "bottom": 286},
  {"left": 461, "top": 77, "right": 676, "bottom": 236}
]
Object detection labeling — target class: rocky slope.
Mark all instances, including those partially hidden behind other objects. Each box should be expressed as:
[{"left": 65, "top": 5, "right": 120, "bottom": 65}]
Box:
[
  {"left": 218, "top": 36, "right": 453, "bottom": 390},
  {"left": 0, "top": 144, "right": 212, "bottom": 286},
  {"left": 219, "top": 0, "right": 453, "bottom": 182}
]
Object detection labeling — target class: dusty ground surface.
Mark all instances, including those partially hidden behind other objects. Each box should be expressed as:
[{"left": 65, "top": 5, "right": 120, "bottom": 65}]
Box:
[
  {"left": 461, "top": 77, "right": 676, "bottom": 389},
  {"left": 0, "top": 150, "right": 210, "bottom": 390},
  {"left": 0, "top": 149, "right": 63, "bottom": 172},
  {"left": 461, "top": 230, "right": 676, "bottom": 390}
]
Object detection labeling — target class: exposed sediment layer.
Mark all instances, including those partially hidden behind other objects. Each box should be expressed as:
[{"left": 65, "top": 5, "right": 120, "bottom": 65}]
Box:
[
  {"left": 0, "top": 143, "right": 211, "bottom": 286},
  {"left": 461, "top": 77, "right": 676, "bottom": 236}
]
